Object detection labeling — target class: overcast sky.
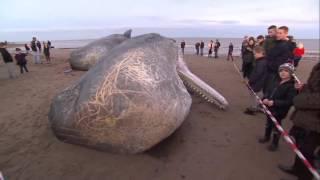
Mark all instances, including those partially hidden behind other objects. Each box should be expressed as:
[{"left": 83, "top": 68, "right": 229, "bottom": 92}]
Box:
[{"left": 0, "top": 0, "right": 319, "bottom": 40}]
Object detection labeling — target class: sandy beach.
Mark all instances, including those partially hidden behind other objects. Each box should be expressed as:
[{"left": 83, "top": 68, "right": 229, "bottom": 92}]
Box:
[{"left": 0, "top": 49, "right": 318, "bottom": 180}]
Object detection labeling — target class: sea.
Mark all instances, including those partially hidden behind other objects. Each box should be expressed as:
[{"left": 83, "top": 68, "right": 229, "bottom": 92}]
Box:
[{"left": 8, "top": 37, "right": 320, "bottom": 58}]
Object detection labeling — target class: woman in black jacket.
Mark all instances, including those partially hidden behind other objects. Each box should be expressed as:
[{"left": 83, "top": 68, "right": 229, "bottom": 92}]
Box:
[{"left": 242, "top": 37, "right": 255, "bottom": 78}]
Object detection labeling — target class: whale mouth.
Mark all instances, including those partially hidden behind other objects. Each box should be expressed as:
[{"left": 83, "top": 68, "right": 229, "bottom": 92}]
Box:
[{"left": 176, "top": 52, "right": 229, "bottom": 110}]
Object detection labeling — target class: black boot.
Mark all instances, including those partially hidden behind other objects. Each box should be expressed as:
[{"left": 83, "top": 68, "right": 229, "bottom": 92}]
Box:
[
  {"left": 244, "top": 107, "right": 256, "bottom": 115},
  {"left": 258, "top": 136, "right": 270, "bottom": 143},
  {"left": 258, "top": 127, "right": 271, "bottom": 143},
  {"left": 268, "top": 133, "right": 280, "bottom": 151}
]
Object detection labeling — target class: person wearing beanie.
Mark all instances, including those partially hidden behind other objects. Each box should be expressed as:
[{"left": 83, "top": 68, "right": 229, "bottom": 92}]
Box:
[
  {"left": 258, "top": 63, "right": 297, "bottom": 151},
  {"left": 278, "top": 62, "right": 320, "bottom": 180},
  {"left": 14, "top": 48, "right": 29, "bottom": 74}
]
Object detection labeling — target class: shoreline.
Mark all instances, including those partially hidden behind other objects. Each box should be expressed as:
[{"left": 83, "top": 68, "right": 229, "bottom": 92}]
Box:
[{"left": 5, "top": 41, "right": 320, "bottom": 59}]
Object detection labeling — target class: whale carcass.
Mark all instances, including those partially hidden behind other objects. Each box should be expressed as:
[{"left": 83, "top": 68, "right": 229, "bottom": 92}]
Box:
[
  {"left": 49, "top": 33, "right": 228, "bottom": 154},
  {"left": 69, "top": 29, "right": 132, "bottom": 71}
]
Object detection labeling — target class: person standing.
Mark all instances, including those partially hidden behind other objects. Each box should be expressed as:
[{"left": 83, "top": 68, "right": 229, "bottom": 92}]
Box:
[
  {"left": 181, "top": 40, "right": 186, "bottom": 55},
  {"left": 264, "top": 25, "right": 277, "bottom": 56},
  {"left": 208, "top": 40, "right": 213, "bottom": 58},
  {"left": 264, "top": 26, "right": 292, "bottom": 98},
  {"left": 36, "top": 40, "right": 42, "bottom": 52},
  {"left": 195, "top": 42, "right": 200, "bottom": 55},
  {"left": 278, "top": 62, "right": 320, "bottom": 180},
  {"left": 47, "top": 40, "right": 52, "bottom": 48},
  {"left": 293, "top": 42, "right": 305, "bottom": 68},
  {"left": 241, "top": 36, "right": 249, "bottom": 71},
  {"left": 241, "top": 36, "right": 249, "bottom": 56},
  {"left": 244, "top": 46, "right": 267, "bottom": 115},
  {"left": 227, "top": 42, "right": 234, "bottom": 61},
  {"left": 200, "top": 41, "right": 205, "bottom": 56},
  {"left": 242, "top": 37, "right": 255, "bottom": 78},
  {"left": 214, "top": 39, "right": 221, "bottom": 58},
  {"left": 0, "top": 42, "right": 17, "bottom": 79},
  {"left": 30, "top": 37, "right": 41, "bottom": 64},
  {"left": 14, "top": 48, "right": 29, "bottom": 74},
  {"left": 287, "top": 35, "right": 297, "bottom": 63},
  {"left": 43, "top": 42, "right": 51, "bottom": 63},
  {"left": 259, "top": 63, "right": 297, "bottom": 151}
]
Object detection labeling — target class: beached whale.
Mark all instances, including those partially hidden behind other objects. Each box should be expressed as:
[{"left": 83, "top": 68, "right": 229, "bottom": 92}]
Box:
[
  {"left": 69, "top": 29, "right": 132, "bottom": 70},
  {"left": 49, "top": 33, "right": 228, "bottom": 154}
]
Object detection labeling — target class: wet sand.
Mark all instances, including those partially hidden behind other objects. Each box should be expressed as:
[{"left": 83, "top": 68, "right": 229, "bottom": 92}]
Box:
[{"left": 0, "top": 49, "right": 318, "bottom": 180}]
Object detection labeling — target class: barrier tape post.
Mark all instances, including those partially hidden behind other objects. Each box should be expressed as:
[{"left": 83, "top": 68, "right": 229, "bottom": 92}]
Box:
[{"left": 232, "top": 62, "right": 320, "bottom": 180}]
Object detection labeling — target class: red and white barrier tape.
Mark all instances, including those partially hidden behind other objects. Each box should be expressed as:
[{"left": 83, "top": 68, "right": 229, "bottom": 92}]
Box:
[{"left": 232, "top": 62, "right": 320, "bottom": 180}]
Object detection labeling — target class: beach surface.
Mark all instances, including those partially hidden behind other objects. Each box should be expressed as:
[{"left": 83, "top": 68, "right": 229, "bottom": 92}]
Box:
[{"left": 0, "top": 49, "right": 318, "bottom": 180}]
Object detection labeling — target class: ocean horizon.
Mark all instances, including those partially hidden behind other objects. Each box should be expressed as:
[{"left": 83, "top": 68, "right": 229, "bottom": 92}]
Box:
[
  {"left": 2, "top": 28, "right": 319, "bottom": 58},
  {"left": 6, "top": 37, "right": 320, "bottom": 58}
]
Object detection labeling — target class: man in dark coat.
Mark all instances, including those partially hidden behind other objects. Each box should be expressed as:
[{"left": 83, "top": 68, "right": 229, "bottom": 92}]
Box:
[
  {"left": 0, "top": 42, "right": 17, "bottom": 78},
  {"left": 180, "top": 41, "right": 186, "bottom": 55},
  {"left": 264, "top": 25, "right": 277, "bottom": 56},
  {"left": 195, "top": 42, "right": 200, "bottom": 55},
  {"left": 227, "top": 42, "right": 234, "bottom": 61},
  {"left": 200, "top": 41, "right": 205, "bottom": 56},
  {"left": 244, "top": 46, "right": 267, "bottom": 115},
  {"left": 214, "top": 39, "right": 221, "bottom": 58},
  {"left": 264, "top": 26, "right": 292, "bottom": 97}
]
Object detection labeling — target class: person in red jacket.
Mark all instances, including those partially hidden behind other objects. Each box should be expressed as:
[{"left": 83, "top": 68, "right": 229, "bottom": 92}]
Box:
[{"left": 293, "top": 42, "right": 305, "bottom": 68}]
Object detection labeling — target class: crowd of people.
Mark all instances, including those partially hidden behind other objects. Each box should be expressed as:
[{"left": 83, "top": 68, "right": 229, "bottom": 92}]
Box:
[
  {"left": 180, "top": 39, "right": 222, "bottom": 59},
  {"left": 242, "top": 25, "right": 318, "bottom": 180},
  {"left": 241, "top": 26, "right": 306, "bottom": 80},
  {"left": 180, "top": 25, "right": 317, "bottom": 180},
  {"left": 0, "top": 37, "right": 52, "bottom": 79}
]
